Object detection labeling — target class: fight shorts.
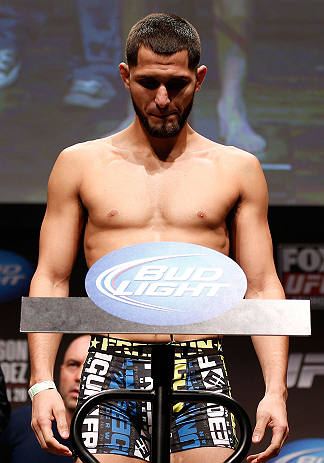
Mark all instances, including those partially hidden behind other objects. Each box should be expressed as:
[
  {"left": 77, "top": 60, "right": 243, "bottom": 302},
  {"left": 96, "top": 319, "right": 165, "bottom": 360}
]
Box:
[{"left": 76, "top": 335, "right": 237, "bottom": 460}]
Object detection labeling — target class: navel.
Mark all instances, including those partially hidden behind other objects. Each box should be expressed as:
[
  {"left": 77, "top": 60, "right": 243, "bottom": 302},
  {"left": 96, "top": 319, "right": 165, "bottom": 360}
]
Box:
[
  {"left": 197, "top": 211, "right": 207, "bottom": 220},
  {"left": 107, "top": 210, "right": 118, "bottom": 218}
]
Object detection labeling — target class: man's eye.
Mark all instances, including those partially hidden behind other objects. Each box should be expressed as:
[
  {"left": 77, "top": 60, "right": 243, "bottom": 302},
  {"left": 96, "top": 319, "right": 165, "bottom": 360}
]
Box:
[
  {"left": 139, "top": 80, "right": 159, "bottom": 90},
  {"left": 166, "top": 80, "right": 188, "bottom": 91},
  {"left": 67, "top": 362, "right": 79, "bottom": 369}
]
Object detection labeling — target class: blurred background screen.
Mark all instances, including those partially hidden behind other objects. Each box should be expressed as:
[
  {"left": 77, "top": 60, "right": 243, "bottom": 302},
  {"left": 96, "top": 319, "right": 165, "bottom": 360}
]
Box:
[{"left": 0, "top": 0, "right": 323, "bottom": 205}]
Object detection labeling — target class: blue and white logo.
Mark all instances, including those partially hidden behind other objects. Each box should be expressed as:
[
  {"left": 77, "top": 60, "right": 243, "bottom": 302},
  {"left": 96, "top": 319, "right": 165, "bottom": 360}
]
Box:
[
  {"left": 273, "top": 439, "right": 324, "bottom": 463},
  {"left": 86, "top": 242, "right": 247, "bottom": 325},
  {"left": 0, "top": 250, "right": 34, "bottom": 304}
]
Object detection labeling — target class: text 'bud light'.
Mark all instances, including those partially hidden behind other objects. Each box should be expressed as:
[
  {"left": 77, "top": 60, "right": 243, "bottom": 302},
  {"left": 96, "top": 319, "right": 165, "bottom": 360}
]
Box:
[{"left": 85, "top": 242, "right": 247, "bottom": 325}]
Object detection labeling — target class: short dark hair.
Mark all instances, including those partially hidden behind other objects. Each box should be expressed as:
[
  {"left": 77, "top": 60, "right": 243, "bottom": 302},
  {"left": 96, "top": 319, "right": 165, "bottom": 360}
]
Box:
[{"left": 126, "top": 13, "right": 201, "bottom": 70}]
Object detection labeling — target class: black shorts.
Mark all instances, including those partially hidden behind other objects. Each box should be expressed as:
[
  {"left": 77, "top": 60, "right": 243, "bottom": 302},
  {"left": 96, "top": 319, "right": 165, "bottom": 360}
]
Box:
[{"left": 76, "top": 335, "right": 237, "bottom": 460}]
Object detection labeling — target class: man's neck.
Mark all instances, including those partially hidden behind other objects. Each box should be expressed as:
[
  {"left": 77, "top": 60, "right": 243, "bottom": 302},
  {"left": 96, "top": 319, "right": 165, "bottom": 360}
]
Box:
[{"left": 129, "top": 117, "right": 194, "bottom": 162}]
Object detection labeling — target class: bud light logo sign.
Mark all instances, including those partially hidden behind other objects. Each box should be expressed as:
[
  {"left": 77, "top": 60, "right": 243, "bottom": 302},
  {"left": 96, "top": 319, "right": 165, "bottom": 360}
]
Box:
[
  {"left": 86, "top": 242, "right": 247, "bottom": 325},
  {"left": 272, "top": 439, "right": 324, "bottom": 463},
  {"left": 0, "top": 250, "right": 34, "bottom": 304}
]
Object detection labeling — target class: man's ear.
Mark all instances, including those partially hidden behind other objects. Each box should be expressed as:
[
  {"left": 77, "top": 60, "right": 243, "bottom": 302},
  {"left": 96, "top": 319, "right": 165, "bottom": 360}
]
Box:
[
  {"left": 119, "top": 62, "right": 130, "bottom": 89},
  {"left": 195, "top": 65, "right": 207, "bottom": 92}
]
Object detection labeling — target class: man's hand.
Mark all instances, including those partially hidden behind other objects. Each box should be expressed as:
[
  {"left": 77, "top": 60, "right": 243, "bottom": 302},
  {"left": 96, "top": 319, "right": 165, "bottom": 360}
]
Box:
[
  {"left": 247, "top": 393, "right": 289, "bottom": 463},
  {"left": 31, "top": 388, "right": 72, "bottom": 456}
]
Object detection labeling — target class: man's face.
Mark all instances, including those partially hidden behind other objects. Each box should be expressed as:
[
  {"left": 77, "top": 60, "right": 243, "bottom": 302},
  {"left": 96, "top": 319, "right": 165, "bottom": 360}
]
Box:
[
  {"left": 59, "top": 336, "right": 90, "bottom": 413},
  {"left": 120, "top": 47, "right": 206, "bottom": 138}
]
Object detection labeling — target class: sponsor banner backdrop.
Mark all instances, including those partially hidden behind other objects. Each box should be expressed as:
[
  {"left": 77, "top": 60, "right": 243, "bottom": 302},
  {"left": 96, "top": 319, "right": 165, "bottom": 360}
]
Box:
[
  {"left": 0, "top": 250, "right": 35, "bottom": 304},
  {"left": 0, "top": 206, "right": 88, "bottom": 410},
  {"left": 0, "top": 338, "right": 29, "bottom": 405},
  {"left": 278, "top": 244, "right": 324, "bottom": 308},
  {"left": 0, "top": 250, "right": 35, "bottom": 406}
]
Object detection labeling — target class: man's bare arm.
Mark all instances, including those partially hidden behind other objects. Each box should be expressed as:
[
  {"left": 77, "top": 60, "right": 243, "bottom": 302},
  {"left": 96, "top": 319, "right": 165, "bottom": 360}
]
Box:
[
  {"left": 248, "top": 335, "right": 289, "bottom": 463},
  {"left": 28, "top": 147, "right": 85, "bottom": 455},
  {"left": 230, "top": 152, "right": 289, "bottom": 463}
]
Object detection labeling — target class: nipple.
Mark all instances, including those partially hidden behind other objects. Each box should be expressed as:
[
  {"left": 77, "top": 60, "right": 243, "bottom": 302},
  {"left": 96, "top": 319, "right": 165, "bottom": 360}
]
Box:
[
  {"left": 107, "top": 210, "right": 118, "bottom": 218},
  {"left": 197, "top": 211, "right": 207, "bottom": 220}
]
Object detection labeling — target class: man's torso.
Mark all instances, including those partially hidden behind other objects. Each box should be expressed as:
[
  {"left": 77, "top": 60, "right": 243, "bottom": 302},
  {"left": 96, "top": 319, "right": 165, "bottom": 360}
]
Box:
[{"left": 64, "top": 134, "right": 252, "bottom": 342}]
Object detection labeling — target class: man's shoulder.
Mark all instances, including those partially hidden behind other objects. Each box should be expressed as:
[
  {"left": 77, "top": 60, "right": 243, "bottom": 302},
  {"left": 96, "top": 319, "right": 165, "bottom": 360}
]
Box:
[
  {"left": 218, "top": 144, "right": 261, "bottom": 167},
  {"left": 52, "top": 137, "right": 118, "bottom": 172},
  {"left": 60, "top": 137, "right": 114, "bottom": 158},
  {"left": 194, "top": 138, "right": 266, "bottom": 195},
  {"left": 194, "top": 135, "right": 260, "bottom": 165}
]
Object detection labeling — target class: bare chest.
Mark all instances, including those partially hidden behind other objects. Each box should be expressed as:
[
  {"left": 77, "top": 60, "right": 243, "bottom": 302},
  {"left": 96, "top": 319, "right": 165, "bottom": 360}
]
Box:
[{"left": 80, "top": 158, "right": 238, "bottom": 230}]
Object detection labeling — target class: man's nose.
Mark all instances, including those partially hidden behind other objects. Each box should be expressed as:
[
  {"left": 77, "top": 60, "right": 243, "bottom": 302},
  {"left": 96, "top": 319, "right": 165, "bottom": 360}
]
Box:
[
  {"left": 76, "top": 366, "right": 82, "bottom": 382},
  {"left": 155, "top": 84, "right": 170, "bottom": 108}
]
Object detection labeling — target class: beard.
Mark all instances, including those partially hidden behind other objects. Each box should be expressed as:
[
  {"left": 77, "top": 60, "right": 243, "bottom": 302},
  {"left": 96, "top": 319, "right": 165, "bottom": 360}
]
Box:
[{"left": 131, "top": 93, "right": 194, "bottom": 139}]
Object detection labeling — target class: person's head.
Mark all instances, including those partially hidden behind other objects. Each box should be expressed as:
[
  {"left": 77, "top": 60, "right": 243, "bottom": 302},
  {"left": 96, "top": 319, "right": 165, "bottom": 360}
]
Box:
[
  {"left": 120, "top": 14, "right": 207, "bottom": 139},
  {"left": 59, "top": 335, "right": 90, "bottom": 416},
  {"left": 125, "top": 13, "right": 201, "bottom": 71}
]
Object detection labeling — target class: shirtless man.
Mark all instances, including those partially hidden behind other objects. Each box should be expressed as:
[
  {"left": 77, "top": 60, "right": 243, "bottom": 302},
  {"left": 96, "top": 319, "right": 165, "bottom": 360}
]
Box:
[{"left": 28, "top": 13, "right": 289, "bottom": 463}]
